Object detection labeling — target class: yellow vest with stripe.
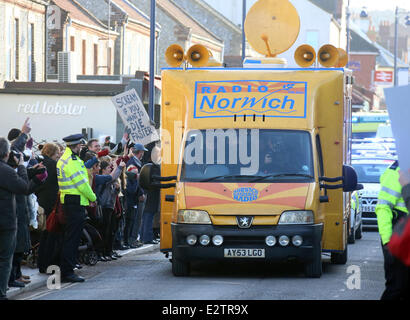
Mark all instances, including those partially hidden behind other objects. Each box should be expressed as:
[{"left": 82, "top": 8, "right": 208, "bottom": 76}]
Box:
[
  {"left": 351, "top": 192, "right": 359, "bottom": 211},
  {"left": 57, "top": 147, "right": 96, "bottom": 206},
  {"left": 375, "top": 161, "right": 409, "bottom": 245}
]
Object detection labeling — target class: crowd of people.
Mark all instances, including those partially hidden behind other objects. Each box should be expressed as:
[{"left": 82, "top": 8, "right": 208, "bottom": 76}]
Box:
[{"left": 0, "top": 118, "right": 162, "bottom": 299}]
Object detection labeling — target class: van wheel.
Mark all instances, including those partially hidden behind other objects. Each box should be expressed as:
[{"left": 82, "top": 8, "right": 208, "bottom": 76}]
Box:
[
  {"left": 172, "top": 257, "right": 190, "bottom": 276},
  {"left": 331, "top": 245, "right": 348, "bottom": 265},
  {"left": 304, "top": 242, "right": 322, "bottom": 278},
  {"left": 355, "top": 222, "right": 362, "bottom": 240}
]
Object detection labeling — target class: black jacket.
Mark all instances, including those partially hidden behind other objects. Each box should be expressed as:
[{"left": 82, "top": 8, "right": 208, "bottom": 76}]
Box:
[
  {"left": 34, "top": 156, "right": 58, "bottom": 215},
  {"left": 0, "top": 160, "right": 29, "bottom": 231},
  {"left": 402, "top": 184, "right": 410, "bottom": 213},
  {"left": 143, "top": 164, "right": 175, "bottom": 214}
]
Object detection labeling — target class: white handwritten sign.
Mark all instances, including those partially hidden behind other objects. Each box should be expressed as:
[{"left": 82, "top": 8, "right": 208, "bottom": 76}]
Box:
[
  {"left": 112, "top": 89, "right": 159, "bottom": 146},
  {"left": 385, "top": 84, "right": 410, "bottom": 173}
]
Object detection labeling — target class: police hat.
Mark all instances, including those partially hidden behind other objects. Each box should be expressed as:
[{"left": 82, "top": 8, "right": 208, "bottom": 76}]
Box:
[{"left": 63, "top": 134, "right": 85, "bottom": 146}]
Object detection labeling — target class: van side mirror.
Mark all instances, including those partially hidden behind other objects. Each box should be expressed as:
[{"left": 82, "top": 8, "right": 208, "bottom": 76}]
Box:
[
  {"left": 342, "top": 165, "right": 359, "bottom": 192},
  {"left": 139, "top": 164, "right": 153, "bottom": 190},
  {"left": 320, "top": 165, "right": 360, "bottom": 192},
  {"left": 139, "top": 163, "right": 177, "bottom": 191}
]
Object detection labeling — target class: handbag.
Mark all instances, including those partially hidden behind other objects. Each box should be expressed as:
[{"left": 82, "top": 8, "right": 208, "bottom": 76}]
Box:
[
  {"left": 388, "top": 215, "right": 410, "bottom": 266},
  {"left": 46, "top": 193, "right": 66, "bottom": 233}
]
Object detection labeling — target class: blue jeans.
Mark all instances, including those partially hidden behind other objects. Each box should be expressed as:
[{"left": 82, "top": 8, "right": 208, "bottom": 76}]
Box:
[
  {"left": 132, "top": 201, "right": 145, "bottom": 241},
  {"left": 140, "top": 211, "right": 155, "bottom": 243},
  {"left": 124, "top": 205, "right": 137, "bottom": 246}
]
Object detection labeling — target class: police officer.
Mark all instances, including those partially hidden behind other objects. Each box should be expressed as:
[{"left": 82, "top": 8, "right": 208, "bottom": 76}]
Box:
[
  {"left": 57, "top": 134, "right": 96, "bottom": 283},
  {"left": 375, "top": 160, "right": 410, "bottom": 300}
]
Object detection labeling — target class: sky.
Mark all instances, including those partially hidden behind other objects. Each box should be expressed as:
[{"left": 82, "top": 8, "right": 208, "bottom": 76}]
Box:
[{"left": 349, "top": 0, "right": 410, "bottom": 11}]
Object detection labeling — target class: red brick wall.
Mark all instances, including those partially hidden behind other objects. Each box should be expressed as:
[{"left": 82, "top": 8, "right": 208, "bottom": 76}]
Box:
[{"left": 348, "top": 54, "right": 377, "bottom": 90}]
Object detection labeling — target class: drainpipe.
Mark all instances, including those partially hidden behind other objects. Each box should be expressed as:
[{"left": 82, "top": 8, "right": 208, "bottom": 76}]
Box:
[
  {"left": 149, "top": 0, "right": 156, "bottom": 121},
  {"left": 65, "top": 16, "right": 71, "bottom": 51},
  {"left": 122, "top": 19, "right": 128, "bottom": 75}
]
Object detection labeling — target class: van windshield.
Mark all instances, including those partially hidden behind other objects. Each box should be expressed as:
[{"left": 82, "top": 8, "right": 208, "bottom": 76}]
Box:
[
  {"left": 180, "top": 129, "right": 314, "bottom": 183},
  {"left": 352, "top": 163, "right": 391, "bottom": 183}
]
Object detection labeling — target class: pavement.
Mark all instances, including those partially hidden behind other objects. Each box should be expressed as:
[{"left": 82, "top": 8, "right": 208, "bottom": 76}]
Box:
[{"left": 6, "top": 243, "right": 159, "bottom": 299}]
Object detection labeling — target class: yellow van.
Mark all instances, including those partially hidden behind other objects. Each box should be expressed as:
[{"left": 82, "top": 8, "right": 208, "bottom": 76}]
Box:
[{"left": 139, "top": 0, "right": 360, "bottom": 278}]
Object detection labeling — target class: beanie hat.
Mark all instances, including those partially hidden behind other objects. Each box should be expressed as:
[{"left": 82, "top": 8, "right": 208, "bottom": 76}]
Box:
[{"left": 8, "top": 128, "right": 21, "bottom": 141}]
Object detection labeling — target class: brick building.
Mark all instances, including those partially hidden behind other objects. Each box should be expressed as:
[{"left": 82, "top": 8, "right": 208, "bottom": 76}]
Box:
[
  {"left": 0, "top": 0, "right": 48, "bottom": 83},
  {"left": 76, "top": 0, "right": 159, "bottom": 76},
  {"left": 172, "top": 0, "right": 242, "bottom": 66},
  {"left": 348, "top": 25, "right": 380, "bottom": 110},
  {"left": 131, "top": 0, "right": 224, "bottom": 72},
  {"left": 378, "top": 20, "right": 409, "bottom": 64},
  {"left": 47, "top": 0, "right": 119, "bottom": 77}
]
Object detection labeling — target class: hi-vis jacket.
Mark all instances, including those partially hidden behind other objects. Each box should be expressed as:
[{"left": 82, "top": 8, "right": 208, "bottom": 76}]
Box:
[
  {"left": 57, "top": 147, "right": 96, "bottom": 206},
  {"left": 375, "top": 161, "right": 409, "bottom": 245},
  {"left": 351, "top": 192, "right": 359, "bottom": 212}
]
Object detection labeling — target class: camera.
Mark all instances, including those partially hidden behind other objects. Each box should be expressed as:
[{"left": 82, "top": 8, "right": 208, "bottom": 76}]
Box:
[{"left": 7, "top": 149, "right": 31, "bottom": 167}]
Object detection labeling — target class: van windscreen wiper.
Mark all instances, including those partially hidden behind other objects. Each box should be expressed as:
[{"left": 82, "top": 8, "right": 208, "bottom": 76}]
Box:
[
  {"left": 251, "top": 173, "right": 314, "bottom": 182},
  {"left": 198, "top": 175, "right": 265, "bottom": 182}
]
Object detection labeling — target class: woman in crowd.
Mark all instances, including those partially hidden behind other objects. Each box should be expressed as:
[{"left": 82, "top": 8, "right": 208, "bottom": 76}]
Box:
[
  {"left": 35, "top": 143, "right": 61, "bottom": 274},
  {"left": 95, "top": 159, "right": 126, "bottom": 260}
]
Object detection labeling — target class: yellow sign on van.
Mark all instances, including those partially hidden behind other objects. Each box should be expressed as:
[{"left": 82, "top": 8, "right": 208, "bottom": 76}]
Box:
[{"left": 194, "top": 80, "right": 307, "bottom": 119}]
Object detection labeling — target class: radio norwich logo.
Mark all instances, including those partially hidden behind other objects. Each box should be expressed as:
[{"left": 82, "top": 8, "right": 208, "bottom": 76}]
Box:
[{"left": 194, "top": 80, "right": 307, "bottom": 119}]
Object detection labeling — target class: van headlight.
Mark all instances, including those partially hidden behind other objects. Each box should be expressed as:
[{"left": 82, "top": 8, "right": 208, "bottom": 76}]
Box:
[
  {"left": 177, "top": 210, "right": 212, "bottom": 224},
  {"left": 278, "top": 211, "right": 314, "bottom": 224}
]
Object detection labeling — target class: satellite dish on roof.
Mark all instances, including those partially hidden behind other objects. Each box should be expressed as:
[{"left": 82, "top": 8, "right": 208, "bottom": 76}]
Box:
[{"left": 244, "top": 0, "right": 300, "bottom": 57}]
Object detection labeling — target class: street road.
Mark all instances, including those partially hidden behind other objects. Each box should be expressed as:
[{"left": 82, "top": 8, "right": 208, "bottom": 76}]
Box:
[{"left": 16, "top": 230, "right": 385, "bottom": 301}]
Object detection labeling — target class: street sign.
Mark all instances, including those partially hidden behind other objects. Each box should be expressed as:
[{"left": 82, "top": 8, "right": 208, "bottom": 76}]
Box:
[
  {"left": 112, "top": 89, "right": 159, "bottom": 146},
  {"left": 375, "top": 70, "right": 393, "bottom": 83}
]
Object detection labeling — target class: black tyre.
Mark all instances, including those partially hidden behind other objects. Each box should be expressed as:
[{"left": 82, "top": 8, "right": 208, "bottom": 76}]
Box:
[
  {"left": 172, "top": 257, "right": 190, "bottom": 276},
  {"left": 331, "top": 244, "right": 348, "bottom": 265},
  {"left": 304, "top": 242, "right": 322, "bottom": 278},
  {"left": 355, "top": 222, "right": 362, "bottom": 240}
]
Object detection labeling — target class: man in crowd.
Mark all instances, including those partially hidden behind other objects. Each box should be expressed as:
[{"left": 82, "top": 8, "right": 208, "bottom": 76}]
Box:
[
  {"left": 126, "top": 144, "right": 147, "bottom": 246},
  {"left": 57, "top": 134, "right": 97, "bottom": 283},
  {"left": 0, "top": 122, "right": 31, "bottom": 299}
]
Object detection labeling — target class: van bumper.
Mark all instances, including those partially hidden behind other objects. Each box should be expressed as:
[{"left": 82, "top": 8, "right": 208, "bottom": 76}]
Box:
[{"left": 171, "top": 223, "right": 323, "bottom": 263}]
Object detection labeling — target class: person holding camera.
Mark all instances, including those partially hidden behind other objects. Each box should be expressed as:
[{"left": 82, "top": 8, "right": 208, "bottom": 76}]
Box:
[{"left": 0, "top": 137, "right": 30, "bottom": 300}]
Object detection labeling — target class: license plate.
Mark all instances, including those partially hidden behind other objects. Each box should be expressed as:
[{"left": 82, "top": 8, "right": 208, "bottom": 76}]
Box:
[
  {"left": 363, "top": 205, "right": 375, "bottom": 212},
  {"left": 224, "top": 248, "right": 265, "bottom": 258}
]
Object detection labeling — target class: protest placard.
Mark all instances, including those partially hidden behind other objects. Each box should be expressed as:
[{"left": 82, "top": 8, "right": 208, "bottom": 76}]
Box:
[
  {"left": 112, "top": 89, "right": 159, "bottom": 146},
  {"left": 384, "top": 84, "right": 410, "bottom": 173}
]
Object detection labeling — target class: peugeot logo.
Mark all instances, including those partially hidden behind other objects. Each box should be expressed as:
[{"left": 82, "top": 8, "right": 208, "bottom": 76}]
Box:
[{"left": 236, "top": 216, "right": 254, "bottom": 229}]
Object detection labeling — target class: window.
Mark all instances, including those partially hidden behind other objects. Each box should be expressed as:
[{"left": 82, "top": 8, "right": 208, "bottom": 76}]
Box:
[
  {"left": 352, "top": 163, "right": 391, "bottom": 184},
  {"left": 181, "top": 129, "right": 314, "bottom": 183},
  {"left": 82, "top": 40, "right": 86, "bottom": 75},
  {"left": 28, "top": 24, "right": 35, "bottom": 81},
  {"left": 315, "top": 134, "right": 324, "bottom": 177},
  {"left": 6, "top": 20, "right": 11, "bottom": 79},
  {"left": 14, "top": 19, "right": 19, "bottom": 80},
  {"left": 70, "top": 36, "right": 75, "bottom": 51},
  {"left": 93, "top": 44, "right": 98, "bottom": 75},
  {"left": 107, "top": 47, "right": 112, "bottom": 75}
]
